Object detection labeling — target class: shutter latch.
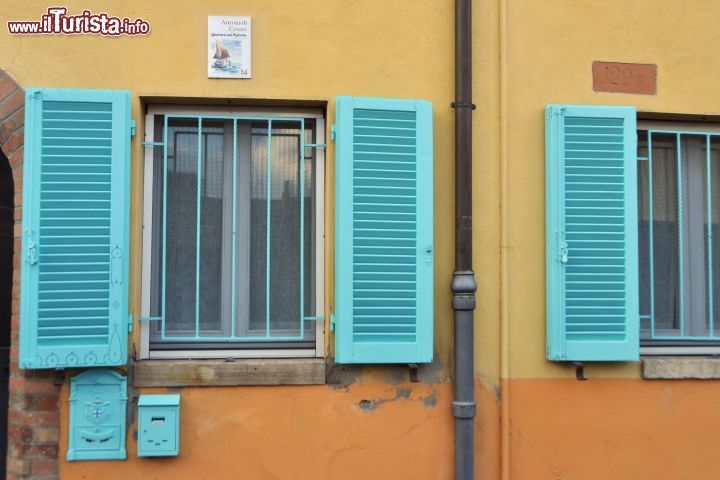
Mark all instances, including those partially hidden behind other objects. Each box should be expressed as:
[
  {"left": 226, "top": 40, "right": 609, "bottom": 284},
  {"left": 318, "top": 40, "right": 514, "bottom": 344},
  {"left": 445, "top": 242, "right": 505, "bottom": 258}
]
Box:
[
  {"left": 26, "top": 240, "right": 38, "bottom": 265},
  {"left": 424, "top": 245, "right": 433, "bottom": 265},
  {"left": 559, "top": 239, "right": 569, "bottom": 264},
  {"left": 330, "top": 314, "right": 336, "bottom": 332}
]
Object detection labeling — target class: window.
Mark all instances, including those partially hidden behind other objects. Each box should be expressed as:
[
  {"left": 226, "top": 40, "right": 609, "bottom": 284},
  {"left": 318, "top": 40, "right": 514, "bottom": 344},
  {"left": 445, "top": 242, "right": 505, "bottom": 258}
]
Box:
[
  {"left": 638, "top": 122, "right": 720, "bottom": 351},
  {"left": 140, "top": 105, "right": 325, "bottom": 359}
]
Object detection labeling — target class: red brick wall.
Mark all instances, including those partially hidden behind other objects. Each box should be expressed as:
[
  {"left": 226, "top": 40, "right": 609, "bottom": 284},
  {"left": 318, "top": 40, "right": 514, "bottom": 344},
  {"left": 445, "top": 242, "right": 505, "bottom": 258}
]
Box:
[{"left": 0, "top": 70, "right": 61, "bottom": 480}]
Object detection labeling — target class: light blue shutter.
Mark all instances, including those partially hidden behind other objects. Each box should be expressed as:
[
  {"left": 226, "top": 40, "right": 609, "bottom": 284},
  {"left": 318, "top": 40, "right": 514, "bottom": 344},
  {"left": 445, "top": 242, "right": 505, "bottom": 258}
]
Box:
[
  {"left": 546, "top": 104, "right": 639, "bottom": 361},
  {"left": 20, "top": 88, "right": 131, "bottom": 369},
  {"left": 335, "top": 96, "right": 433, "bottom": 364}
]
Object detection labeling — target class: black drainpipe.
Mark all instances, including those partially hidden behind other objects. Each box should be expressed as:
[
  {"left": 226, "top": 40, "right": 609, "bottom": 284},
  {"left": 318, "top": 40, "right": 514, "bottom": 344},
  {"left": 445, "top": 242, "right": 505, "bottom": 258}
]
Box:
[{"left": 450, "top": 0, "right": 477, "bottom": 479}]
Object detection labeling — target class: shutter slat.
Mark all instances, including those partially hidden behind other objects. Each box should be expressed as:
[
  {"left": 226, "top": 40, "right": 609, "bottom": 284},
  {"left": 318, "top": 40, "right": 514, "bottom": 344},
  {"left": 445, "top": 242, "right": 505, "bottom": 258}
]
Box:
[
  {"left": 335, "top": 96, "right": 433, "bottom": 364},
  {"left": 20, "top": 88, "right": 130, "bottom": 369},
  {"left": 545, "top": 104, "right": 639, "bottom": 362}
]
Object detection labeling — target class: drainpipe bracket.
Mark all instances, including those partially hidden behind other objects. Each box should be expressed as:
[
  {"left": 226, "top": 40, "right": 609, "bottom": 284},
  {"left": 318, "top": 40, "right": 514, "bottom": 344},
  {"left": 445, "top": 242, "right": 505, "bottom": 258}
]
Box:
[
  {"left": 451, "top": 401, "right": 476, "bottom": 419},
  {"left": 450, "top": 101, "right": 477, "bottom": 110}
]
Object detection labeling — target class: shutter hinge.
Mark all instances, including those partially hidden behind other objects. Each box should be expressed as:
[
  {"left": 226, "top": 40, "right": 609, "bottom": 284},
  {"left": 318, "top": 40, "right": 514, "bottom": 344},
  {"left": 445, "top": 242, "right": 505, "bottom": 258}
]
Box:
[
  {"left": 128, "top": 314, "right": 133, "bottom": 333},
  {"left": 552, "top": 105, "right": 567, "bottom": 117},
  {"left": 130, "top": 120, "right": 136, "bottom": 138},
  {"left": 330, "top": 314, "right": 336, "bottom": 332},
  {"left": 331, "top": 125, "right": 336, "bottom": 141}
]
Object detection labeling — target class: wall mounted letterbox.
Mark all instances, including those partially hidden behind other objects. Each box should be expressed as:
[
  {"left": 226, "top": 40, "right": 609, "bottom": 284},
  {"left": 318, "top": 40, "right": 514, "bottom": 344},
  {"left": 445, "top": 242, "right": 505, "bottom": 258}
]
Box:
[
  {"left": 137, "top": 394, "right": 180, "bottom": 457},
  {"left": 67, "top": 369, "right": 127, "bottom": 461}
]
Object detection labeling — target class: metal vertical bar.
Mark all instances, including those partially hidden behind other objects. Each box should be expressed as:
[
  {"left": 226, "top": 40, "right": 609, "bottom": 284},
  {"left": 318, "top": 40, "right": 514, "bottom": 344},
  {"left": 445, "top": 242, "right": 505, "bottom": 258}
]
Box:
[
  {"left": 266, "top": 120, "right": 273, "bottom": 337},
  {"left": 708, "top": 135, "right": 714, "bottom": 336},
  {"left": 299, "top": 119, "right": 305, "bottom": 339},
  {"left": 195, "top": 118, "right": 203, "bottom": 338},
  {"left": 648, "top": 132, "right": 655, "bottom": 339},
  {"left": 677, "top": 133, "right": 685, "bottom": 336},
  {"left": 161, "top": 116, "right": 169, "bottom": 340},
  {"left": 231, "top": 119, "right": 238, "bottom": 338}
]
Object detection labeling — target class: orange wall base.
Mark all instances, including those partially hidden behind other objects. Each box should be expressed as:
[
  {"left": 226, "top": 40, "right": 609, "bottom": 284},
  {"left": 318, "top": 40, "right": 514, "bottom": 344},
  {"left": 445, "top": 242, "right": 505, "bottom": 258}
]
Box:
[
  {"left": 508, "top": 378, "right": 720, "bottom": 480},
  {"left": 59, "top": 377, "right": 720, "bottom": 480},
  {"left": 59, "top": 381, "right": 500, "bottom": 480}
]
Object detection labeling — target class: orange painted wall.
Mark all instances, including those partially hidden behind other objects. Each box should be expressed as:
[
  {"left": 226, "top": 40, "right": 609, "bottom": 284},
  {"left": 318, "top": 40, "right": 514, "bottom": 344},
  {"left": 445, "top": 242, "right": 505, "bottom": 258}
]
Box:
[
  {"left": 507, "top": 379, "right": 720, "bottom": 480},
  {"left": 59, "top": 382, "right": 500, "bottom": 480}
]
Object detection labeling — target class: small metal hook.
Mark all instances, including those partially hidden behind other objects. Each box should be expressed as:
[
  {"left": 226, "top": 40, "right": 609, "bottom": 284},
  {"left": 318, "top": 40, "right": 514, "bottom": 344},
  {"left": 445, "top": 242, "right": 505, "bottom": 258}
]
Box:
[
  {"left": 573, "top": 362, "right": 587, "bottom": 381},
  {"left": 408, "top": 364, "right": 419, "bottom": 383}
]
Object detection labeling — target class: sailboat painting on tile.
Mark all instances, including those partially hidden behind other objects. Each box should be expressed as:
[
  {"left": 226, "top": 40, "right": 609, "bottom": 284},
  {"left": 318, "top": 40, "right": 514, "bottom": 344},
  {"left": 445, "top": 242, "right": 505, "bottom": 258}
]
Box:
[{"left": 208, "top": 16, "right": 251, "bottom": 79}]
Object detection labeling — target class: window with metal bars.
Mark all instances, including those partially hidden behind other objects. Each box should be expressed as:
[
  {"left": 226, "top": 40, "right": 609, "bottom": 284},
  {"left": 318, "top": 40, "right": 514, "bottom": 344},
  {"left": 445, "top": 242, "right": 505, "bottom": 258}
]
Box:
[
  {"left": 140, "top": 106, "right": 325, "bottom": 357},
  {"left": 638, "top": 125, "right": 720, "bottom": 347}
]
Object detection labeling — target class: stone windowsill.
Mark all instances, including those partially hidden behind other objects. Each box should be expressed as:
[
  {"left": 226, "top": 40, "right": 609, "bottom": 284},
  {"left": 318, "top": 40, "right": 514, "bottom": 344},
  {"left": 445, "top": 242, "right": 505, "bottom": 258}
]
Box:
[
  {"left": 642, "top": 357, "right": 720, "bottom": 379},
  {"left": 134, "top": 358, "right": 326, "bottom": 387}
]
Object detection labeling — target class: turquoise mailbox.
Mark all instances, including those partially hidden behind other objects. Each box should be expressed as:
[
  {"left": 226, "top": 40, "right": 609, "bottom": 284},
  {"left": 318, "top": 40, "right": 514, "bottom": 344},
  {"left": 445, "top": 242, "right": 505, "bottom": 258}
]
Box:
[
  {"left": 67, "top": 369, "right": 127, "bottom": 461},
  {"left": 137, "top": 394, "right": 180, "bottom": 457}
]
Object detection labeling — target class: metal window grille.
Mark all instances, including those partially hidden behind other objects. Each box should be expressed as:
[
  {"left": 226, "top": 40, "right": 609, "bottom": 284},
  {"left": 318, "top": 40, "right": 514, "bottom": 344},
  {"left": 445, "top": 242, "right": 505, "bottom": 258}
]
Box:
[
  {"left": 639, "top": 129, "right": 720, "bottom": 342},
  {"left": 141, "top": 115, "right": 325, "bottom": 343}
]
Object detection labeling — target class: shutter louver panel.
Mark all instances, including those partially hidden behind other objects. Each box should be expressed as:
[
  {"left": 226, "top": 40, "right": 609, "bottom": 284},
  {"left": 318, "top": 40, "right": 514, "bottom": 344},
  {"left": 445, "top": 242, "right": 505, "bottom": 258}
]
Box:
[
  {"left": 352, "top": 108, "right": 418, "bottom": 344},
  {"left": 335, "top": 96, "right": 433, "bottom": 364},
  {"left": 546, "top": 104, "right": 639, "bottom": 362},
  {"left": 20, "top": 89, "right": 131, "bottom": 369}
]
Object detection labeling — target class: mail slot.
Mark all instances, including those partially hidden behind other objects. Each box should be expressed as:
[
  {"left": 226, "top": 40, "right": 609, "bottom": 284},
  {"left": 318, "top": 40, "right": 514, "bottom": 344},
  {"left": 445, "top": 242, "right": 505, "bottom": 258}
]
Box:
[{"left": 137, "top": 394, "right": 180, "bottom": 457}]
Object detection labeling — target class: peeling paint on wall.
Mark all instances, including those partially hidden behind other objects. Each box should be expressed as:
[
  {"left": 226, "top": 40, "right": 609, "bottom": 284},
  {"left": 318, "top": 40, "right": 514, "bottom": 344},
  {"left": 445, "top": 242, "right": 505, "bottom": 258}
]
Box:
[{"left": 356, "top": 385, "right": 438, "bottom": 413}]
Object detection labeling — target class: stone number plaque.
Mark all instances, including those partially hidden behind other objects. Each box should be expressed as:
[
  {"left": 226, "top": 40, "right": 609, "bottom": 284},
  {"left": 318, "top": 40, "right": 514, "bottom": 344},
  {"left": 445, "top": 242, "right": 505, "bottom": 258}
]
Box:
[{"left": 593, "top": 61, "right": 657, "bottom": 95}]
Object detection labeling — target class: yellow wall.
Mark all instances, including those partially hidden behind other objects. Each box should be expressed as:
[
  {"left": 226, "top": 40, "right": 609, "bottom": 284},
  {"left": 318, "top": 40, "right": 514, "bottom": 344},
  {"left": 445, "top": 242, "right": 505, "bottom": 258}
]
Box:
[
  {"left": 0, "top": 1, "right": 489, "bottom": 478},
  {"left": 503, "top": 0, "right": 720, "bottom": 379},
  {"left": 500, "top": 1, "right": 720, "bottom": 478},
  {"left": 0, "top": 0, "right": 462, "bottom": 368}
]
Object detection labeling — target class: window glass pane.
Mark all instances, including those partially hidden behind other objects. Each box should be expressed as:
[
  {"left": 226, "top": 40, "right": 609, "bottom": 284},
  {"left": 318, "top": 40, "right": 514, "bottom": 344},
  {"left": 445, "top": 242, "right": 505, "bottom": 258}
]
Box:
[
  {"left": 249, "top": 123, "right": 269, "bottom": 333},
  {"left": 639, "top": 134, "right": 679, "bottom": 336},
  {"left": 248, "top": 122, "right": 314, "bottom": 338},
  {"left": 164, "top": 120, "right": 226, "bottom": 337},
  {"left": 304, "top": 121, "right": 316, "bottom": 320},
  {"left": 150, "top": 114, "right": 317, "bottom": 348},
  {"left": 707, "top": 138, "right": 720, "bottom": 335},
  {"left": 638, "top": 134, "right": 650, "bottom": 331},
  {"left": 199, "top": 128, "right": 226, "bottom": 335}
]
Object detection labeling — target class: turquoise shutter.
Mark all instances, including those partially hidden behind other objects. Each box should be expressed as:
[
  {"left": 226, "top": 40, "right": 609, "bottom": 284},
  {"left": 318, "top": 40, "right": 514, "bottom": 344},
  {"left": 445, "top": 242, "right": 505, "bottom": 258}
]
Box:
[
  {"left": 335, "top": 96, "right": 433, "bottom": 363},
  {"left": 546, "top": 104, "right": 639, "bottom": 361},
  {"left": 20, "top": 88, "right": 131, "bottom": 369}
]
